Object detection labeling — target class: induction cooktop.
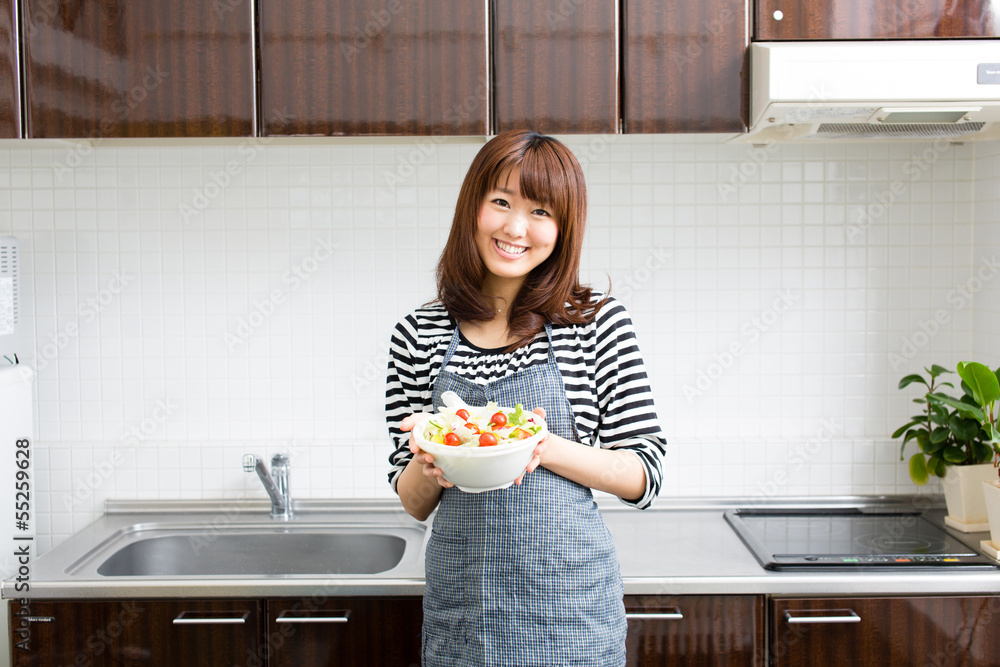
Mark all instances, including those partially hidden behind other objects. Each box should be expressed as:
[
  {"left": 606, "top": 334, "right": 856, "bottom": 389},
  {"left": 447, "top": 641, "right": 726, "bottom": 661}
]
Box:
[{"left": 724, "top": 507, "right": 998, "bottom": 571}]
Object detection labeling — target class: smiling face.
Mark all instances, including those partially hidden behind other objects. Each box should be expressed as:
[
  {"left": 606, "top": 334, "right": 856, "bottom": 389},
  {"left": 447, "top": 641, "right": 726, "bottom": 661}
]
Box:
[{"left": 475, "top": 167, "right": 560, "bottom": 295}]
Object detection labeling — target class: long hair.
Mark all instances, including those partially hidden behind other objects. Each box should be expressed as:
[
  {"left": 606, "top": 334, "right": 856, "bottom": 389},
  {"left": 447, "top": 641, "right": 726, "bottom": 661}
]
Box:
[{"left": 436, "top": 130, "right": 604, "bottom": 350}]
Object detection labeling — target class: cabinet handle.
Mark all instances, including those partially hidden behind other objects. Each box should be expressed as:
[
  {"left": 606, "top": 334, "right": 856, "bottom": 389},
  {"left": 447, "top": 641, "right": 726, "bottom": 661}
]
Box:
[
  {"left": 173, "top": 611, "right": 249, "bottom": 625},
  {"left": 626, "top": 608, "right": 684, "bottom": 621},
  {"left": 784, "top": 609, "right": 861, "bottom": 624},
  {"left": 276, "top": 610, "right": 351, "bottom": 624}
]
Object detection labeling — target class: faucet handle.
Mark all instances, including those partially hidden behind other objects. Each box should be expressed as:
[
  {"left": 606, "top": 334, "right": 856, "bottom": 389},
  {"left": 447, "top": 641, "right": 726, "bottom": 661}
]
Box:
[
  {"left": 242, "top": 454, "right": 258, "bottom": 473},
  {"left": 271, "top": 453, "right": 290, "bottom": 468}
]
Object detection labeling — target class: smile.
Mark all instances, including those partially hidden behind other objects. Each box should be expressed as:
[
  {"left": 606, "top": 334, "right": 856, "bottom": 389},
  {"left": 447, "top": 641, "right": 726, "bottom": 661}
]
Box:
[{"left": 495, "top": 239, "right": 527, "bottom": 256}]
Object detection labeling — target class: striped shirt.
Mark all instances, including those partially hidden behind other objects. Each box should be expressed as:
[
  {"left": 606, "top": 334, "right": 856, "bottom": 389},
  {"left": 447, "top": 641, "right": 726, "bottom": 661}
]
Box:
[{"left": 385, "top": 294, "right": 667, "bottom": 509}]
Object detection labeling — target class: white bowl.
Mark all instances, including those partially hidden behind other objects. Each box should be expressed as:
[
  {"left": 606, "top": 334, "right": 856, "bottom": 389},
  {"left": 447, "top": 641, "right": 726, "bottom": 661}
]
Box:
[{"left": 412, "top": 408, "right": 547, "bottom": 493}]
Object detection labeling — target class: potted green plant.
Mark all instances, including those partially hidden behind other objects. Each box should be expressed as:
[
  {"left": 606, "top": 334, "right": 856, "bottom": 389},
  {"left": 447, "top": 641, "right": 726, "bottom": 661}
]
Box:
[
  {"left": 893, "top": 365, "right": 995, "bottom": 531},
  {"left": 925, "top": 361, "right": 1000, "bottom": 556}
]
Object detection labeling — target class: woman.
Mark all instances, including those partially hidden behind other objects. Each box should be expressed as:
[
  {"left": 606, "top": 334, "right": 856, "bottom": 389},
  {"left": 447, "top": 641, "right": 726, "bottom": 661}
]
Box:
[{"left": 385, "top": 130, "right": 667, "bottom": 667}]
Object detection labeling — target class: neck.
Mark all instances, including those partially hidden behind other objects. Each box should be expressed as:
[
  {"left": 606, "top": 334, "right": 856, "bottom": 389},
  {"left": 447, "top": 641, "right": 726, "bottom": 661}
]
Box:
[{"left": 481, "top": 276, "right": 523, "bottom": 316}]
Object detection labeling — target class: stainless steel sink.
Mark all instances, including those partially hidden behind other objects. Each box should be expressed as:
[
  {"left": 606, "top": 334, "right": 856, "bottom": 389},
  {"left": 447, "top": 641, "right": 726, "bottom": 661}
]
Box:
[{"left": 96, "top": 530, "right": 407, "bottom": 576}]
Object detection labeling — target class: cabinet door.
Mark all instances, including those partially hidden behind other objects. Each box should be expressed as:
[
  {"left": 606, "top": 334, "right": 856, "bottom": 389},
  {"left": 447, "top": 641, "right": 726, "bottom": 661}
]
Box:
[
  {"left": 266, "top": 596, "right": 423, "bottom": 667},
  {"left": 0, "top": 0, "right": 18, "bottom": 137},
  {"left": 260, "top": 2, "right": 487, "bottom": 136},
  {"left": 624, "top": 594, "right": 765, "bottom": 666},
  {"left": 623, "top": 0, "right": 748, "bottom": 133},
  {"left": 22, "top": 0, "right": 254, "bottom": 138},
  {"left": 757, "top": 0, "right": 1000, "bottom": 40},
  {"left": 494, "top": 0, "right": 617, "bottom": 134},
  {"left": 10, "top": 599, "right": 262, "bottom": 666},
  {"left": 771, "top": 596, "right": 1000, "bottom": 666}
]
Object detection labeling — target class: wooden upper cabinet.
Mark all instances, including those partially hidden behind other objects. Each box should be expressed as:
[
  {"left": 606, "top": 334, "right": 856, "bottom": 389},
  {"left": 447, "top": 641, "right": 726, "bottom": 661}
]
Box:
[
  {"left": 494, "top": 0, "right": 617, "bottom": 134},
  {"left": 0, "top": 0, "right": 18, "bottom": 137},
  {"left": 623, "top": 0, "right": 748, "bottom": 133},
  {"left": 22, "top": 0, "right": 254, "bottom": 138},
  {"left": 259, "top": 1, "right": 487, "bottom": 136},
  {"left": 757, "top": 0, "right": 1000, "bottom": 40}
]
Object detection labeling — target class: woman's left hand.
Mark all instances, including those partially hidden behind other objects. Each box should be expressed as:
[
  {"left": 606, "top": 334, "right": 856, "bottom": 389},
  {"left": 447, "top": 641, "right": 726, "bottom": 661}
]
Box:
[{"left": 514, "top": 406, "right": 548, "bottom": 485}]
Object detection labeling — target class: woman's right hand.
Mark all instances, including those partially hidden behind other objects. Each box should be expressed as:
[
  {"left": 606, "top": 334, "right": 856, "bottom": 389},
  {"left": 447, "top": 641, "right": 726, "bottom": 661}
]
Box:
[{"left": 400, "top": 412, "right": 454, "bottom": 489}]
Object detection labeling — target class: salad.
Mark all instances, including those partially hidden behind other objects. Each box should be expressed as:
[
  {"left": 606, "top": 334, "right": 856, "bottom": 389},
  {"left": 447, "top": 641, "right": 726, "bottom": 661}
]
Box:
[{"left": 423, "top": 403, "right": 542, "bottom": 448}]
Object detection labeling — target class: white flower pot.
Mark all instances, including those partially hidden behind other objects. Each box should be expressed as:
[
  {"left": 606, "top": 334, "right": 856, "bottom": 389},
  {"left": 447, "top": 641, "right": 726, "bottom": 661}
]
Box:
[
  {"left": 984, "top": 481, "right": 1000, "bottom": 549},
  {"left": 941, "top": 463, "right": 996, "bottom": 532}
]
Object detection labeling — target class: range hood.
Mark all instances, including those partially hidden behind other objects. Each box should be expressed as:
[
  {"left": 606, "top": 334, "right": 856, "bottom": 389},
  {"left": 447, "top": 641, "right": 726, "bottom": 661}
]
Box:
[{"left": 743, "top": 40, "right": 1000, "bottom": 142}]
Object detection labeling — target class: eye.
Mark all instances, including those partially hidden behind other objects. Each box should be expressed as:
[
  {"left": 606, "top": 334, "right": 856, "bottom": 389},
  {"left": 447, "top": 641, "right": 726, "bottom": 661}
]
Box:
[
  {"left": 492, "top": 198, "right": 510, "bottom": 208},
  {"left": 532, "top": 208, "right": 551, "bottom": 217}
]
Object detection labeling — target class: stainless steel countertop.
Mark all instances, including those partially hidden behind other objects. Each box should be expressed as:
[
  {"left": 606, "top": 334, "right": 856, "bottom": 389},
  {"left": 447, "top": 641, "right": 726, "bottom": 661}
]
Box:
[{"left": 4, "top": 496, "right": 998, "bottom": 600}]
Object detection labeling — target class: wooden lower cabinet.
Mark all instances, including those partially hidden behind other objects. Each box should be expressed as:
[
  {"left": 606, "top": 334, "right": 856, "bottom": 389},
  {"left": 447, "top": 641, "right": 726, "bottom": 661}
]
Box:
[
  {"left": 265, "top": 596, "right": 422, "bottom": 667},
  {"left": 770, "top": 596, "right": 1000, "bottom": 667},
  {"left": 10, "top": 599, "right": 262, "bottom": 666},
  {"left": 625, "top": 594, "right": 765, "bottom": 666}
]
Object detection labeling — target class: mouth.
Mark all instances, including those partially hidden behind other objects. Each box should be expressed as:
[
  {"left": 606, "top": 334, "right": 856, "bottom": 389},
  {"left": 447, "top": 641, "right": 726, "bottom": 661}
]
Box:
[{"left": 494, "top": 239, "right": 528, "bottom": 258}]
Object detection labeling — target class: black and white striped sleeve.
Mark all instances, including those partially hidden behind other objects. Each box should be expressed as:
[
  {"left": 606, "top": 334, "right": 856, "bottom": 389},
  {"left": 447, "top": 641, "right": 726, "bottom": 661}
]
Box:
[
  {"left": 592, "top": 298, "right": 667, "bottom": 509},
  {"left": 384, "top": 313, "right": 434, "bottom": 493}
]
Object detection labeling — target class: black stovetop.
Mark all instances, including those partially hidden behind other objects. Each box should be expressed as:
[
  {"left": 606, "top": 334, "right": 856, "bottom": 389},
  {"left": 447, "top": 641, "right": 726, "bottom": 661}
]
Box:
[{"left": 725, "top": 507, "right": 998, "bottom": 571}]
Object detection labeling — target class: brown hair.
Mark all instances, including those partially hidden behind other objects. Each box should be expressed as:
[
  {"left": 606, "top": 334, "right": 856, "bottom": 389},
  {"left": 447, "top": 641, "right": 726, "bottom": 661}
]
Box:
[{"left": 436, "top": 130, "right": 604, "bottom": 350}]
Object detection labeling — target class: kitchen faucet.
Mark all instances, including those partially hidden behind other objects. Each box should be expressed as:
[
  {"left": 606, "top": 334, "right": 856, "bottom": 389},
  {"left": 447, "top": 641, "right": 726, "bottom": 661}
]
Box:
[{"left": 242, "top": 453, "right": 292, "bottom": 520}]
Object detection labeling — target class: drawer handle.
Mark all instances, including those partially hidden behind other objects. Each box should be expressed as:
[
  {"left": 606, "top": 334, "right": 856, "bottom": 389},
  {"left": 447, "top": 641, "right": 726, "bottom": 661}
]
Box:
[
  {"left": 276, "top": 610, "right": 351, "bottom": 624},
  {"left": 784, "top": 609, "right": 861, "bottom": 624},
  {"left": 173, "top": 611, "right": 249, "bottom": 625},
  {"left": 626, "top": 608, "right": 684, "bottom": 621}
]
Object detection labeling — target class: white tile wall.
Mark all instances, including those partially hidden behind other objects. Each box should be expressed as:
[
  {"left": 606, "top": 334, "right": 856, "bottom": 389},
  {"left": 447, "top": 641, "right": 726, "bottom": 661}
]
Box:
[
  {"left": 973, "top": 141, "right": 1000, "bottom": 360},
  {"left": 1, "top": 135, "right": 996, "bottom": 552}
]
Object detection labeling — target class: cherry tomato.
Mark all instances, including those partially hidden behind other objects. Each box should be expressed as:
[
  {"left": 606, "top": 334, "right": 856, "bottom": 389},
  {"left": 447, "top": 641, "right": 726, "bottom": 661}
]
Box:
[
  {"left": 489, "top": 411, "right": 507, "bottom": 428},
  {"left": 465, "top": 422, "right": 481, "bottom": 434},
  {"left": 479, "top": 432, "right": 498, "bottom": 447},
  {"left": 511, "top": 428, "right": 532, "bottom": 440},
  {"left": 443, "top": 432, "right": 461, "bottom": 446},
  {"left": 456, "top": 409, "right": 470, "bottom": 421}
]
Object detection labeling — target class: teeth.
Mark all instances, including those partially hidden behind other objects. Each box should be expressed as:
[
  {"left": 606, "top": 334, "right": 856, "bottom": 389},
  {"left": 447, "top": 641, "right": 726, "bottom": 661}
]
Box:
[{"left": 496, "top": 240, "right": 526, "bottom": 255}]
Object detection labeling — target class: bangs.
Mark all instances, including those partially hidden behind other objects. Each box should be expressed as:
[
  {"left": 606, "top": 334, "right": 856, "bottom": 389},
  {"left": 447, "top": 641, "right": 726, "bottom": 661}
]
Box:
[{"left": 489, "top": 136, "right": 576, "bottom": 223}]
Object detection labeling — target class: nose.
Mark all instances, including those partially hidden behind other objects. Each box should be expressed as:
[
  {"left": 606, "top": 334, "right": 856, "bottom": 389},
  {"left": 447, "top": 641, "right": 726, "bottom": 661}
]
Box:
[{"left": 504, "top": 212, "right": 528, "bottom": 238}]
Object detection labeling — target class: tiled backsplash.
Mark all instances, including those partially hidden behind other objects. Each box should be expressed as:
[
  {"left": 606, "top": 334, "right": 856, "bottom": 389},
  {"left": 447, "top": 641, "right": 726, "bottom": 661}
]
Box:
[{"left": 1, "top": 135, "right": 998, "bottom": 552}]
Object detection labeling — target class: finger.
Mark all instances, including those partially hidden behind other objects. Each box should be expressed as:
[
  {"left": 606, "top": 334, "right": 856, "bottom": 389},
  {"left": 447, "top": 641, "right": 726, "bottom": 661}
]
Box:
[{"left": 532, "top": 406, "right": 546, "bottom": 419}]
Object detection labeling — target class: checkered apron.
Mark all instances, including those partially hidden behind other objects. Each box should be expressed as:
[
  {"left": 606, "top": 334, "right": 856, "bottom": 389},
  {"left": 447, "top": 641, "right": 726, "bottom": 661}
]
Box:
[{"left": 422, "top": 325, "right": 626, "bottom": 667}]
